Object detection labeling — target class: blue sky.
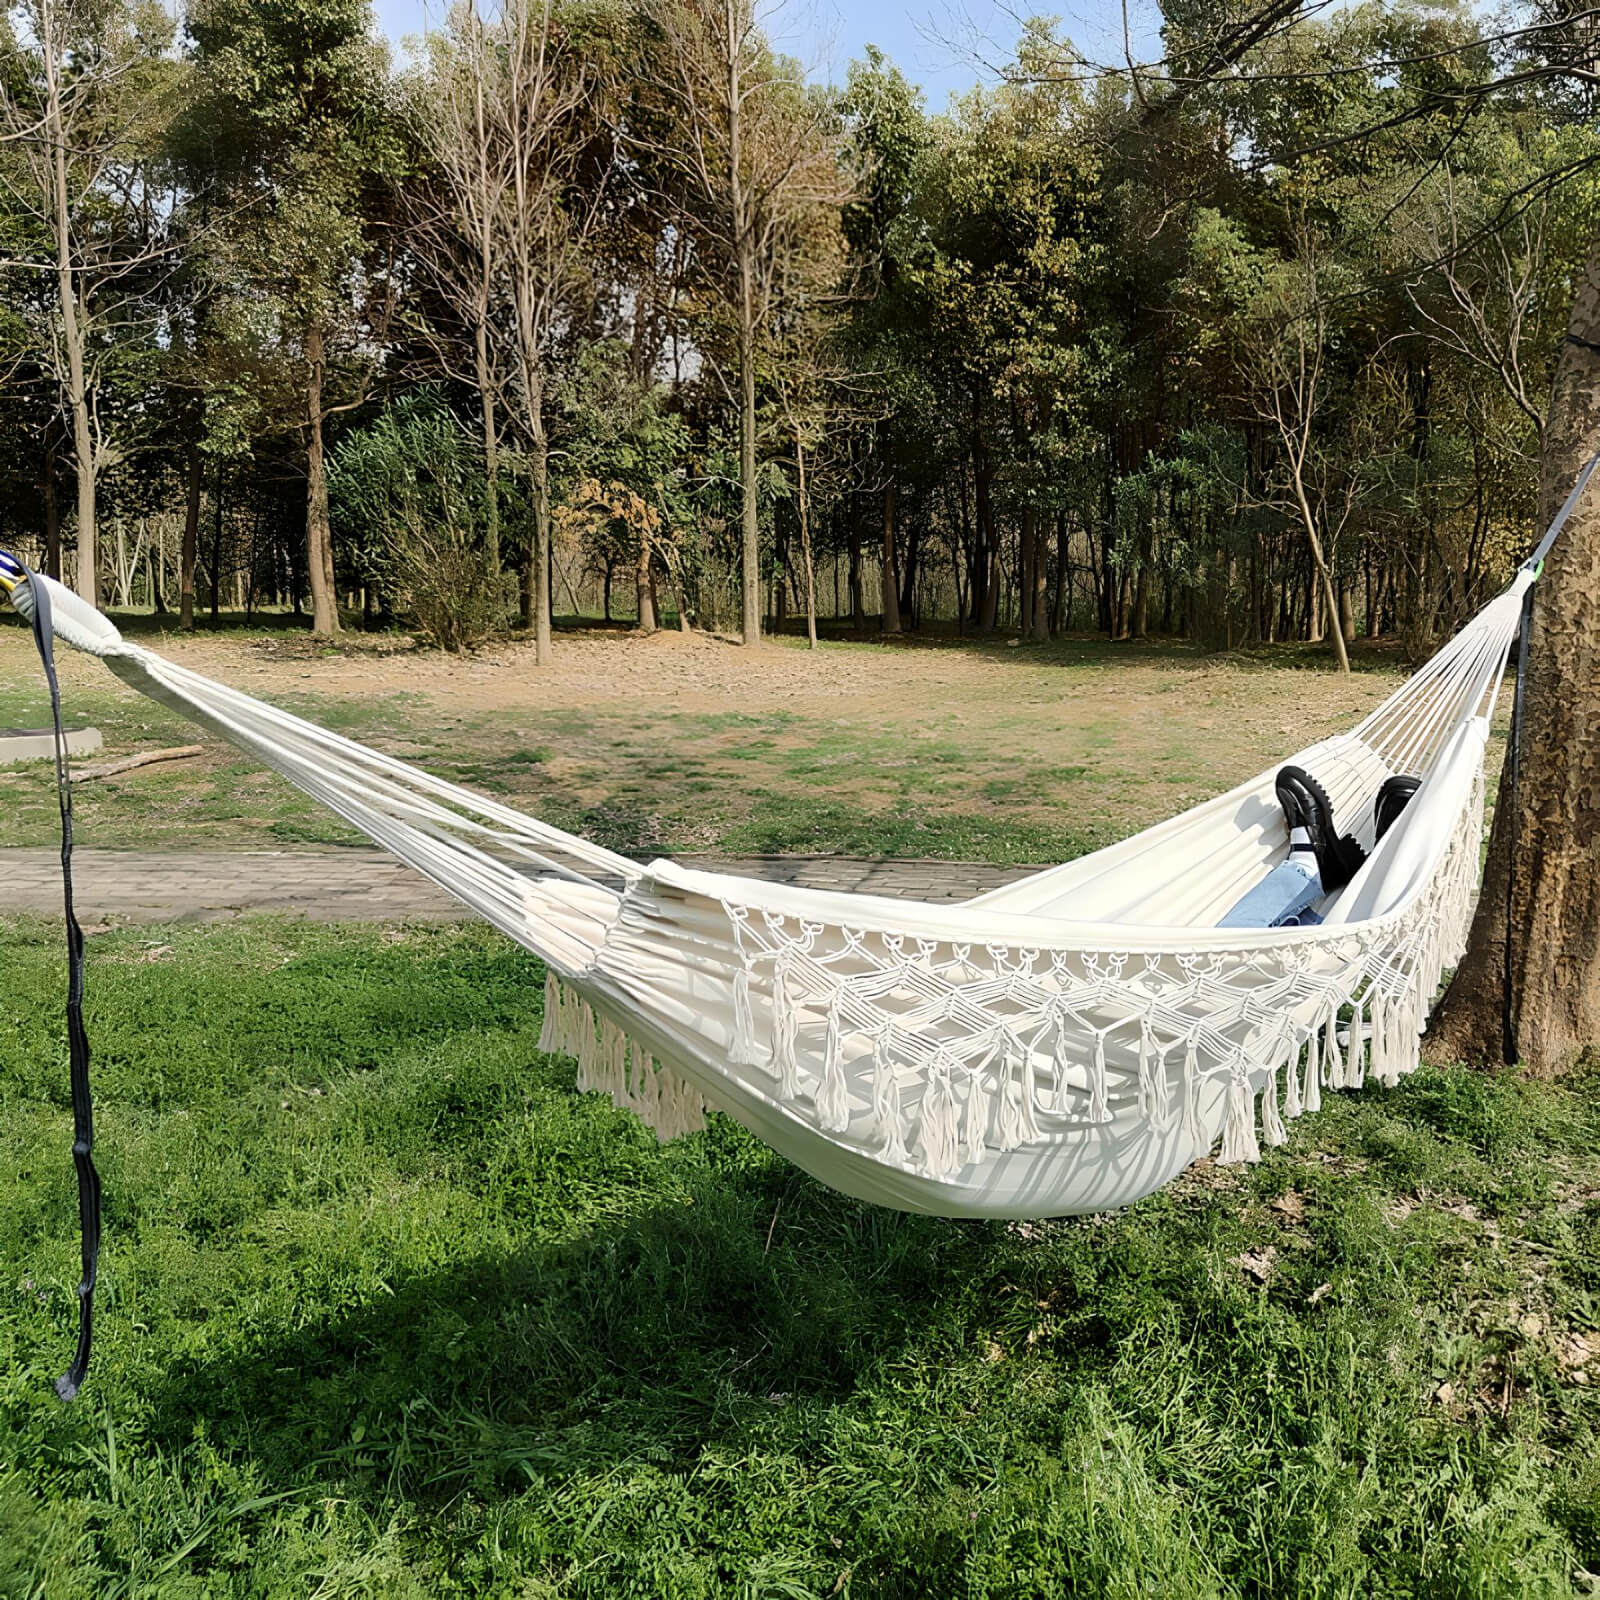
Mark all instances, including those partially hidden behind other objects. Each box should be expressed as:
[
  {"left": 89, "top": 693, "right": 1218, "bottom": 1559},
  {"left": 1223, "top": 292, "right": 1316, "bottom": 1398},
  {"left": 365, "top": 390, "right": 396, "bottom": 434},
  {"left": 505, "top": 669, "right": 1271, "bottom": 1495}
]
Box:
[{"left": 372, "top": 0, "right": 1157, "bottom": 108}]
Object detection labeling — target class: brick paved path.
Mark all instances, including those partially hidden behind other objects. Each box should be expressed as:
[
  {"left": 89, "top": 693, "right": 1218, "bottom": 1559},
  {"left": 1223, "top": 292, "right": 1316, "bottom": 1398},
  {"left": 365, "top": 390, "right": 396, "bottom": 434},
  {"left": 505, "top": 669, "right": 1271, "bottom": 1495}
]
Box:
[{"left": 0, "top": 848, "right": 1038, "bottom": 925}]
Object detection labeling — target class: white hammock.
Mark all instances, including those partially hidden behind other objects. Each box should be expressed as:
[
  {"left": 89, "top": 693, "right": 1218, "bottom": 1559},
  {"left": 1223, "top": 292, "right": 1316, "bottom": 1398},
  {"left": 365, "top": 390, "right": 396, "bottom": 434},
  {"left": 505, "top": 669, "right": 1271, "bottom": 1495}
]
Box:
[{"left": 18, "top": 570, "right": 1529, "bottom": 1219}]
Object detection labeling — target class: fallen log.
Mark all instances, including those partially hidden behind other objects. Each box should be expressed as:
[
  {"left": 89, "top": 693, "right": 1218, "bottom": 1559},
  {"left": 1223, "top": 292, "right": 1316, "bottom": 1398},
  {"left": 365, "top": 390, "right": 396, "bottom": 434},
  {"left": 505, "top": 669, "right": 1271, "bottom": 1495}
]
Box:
[{"left": 76, "top": 745, "right": 205, "bottom": 783}]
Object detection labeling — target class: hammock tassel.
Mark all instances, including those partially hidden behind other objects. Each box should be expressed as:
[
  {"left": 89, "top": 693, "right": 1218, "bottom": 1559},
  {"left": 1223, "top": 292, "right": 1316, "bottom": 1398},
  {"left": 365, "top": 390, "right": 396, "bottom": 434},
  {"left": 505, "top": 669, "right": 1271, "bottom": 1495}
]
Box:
[
  {"left": 1301, "top": 1023, "right": 1321, "bottom": 1115},
  {"left": 1219, "top": 1067, "right": 1261, "bottom": 1166},
  {"left": 1052, "top": 1004, "right": 1074, "bottom": 1113},
  {"left": 1151, "top": 1038, "right": 1173, "bottom": 1130},
  {"left": 1181, "top": 1033, "right": 1205, "bottom": 1155},
  {"left": 1371, "top": 992, "right": 1392, "bottom": 1080},
  {"left": 1350, "top": 992, "right": 1376, "bottom": 1094},
  {"left": 575, "top": 1002, "right": 597, "bottom": 1090},
  {"left": 1089, "top": 1031, "right": 1111, "bottom": 1125},
  {"left": 1136, "top": 1020, "right": 1153, "bottom": 1120},
  {"left": 964, "top": 1068, "right": 993, "bottom": 1166},
  {"left": 815, "top": 1001, "right": 850, "bottom": 1133},
  {"left": 771, "top": 960, "right": 800, "bottom": 1100},
  {"left": 873, "top": 1033, "right": 909, "bottom": 1165},
  {"left": 632, "top": 1041, "right": 658, "bottom": 1125},
  {"left": 1322, "top": 1008, "right": 1340, "bottom": 1092},
  {"left": 538, "top": 969, "right": 563, "bottom": 1055},
  {"left": 1284, "top": 1035, "right": 1304, "bottom": 1120},
  {"left": 731, "top": 963, "right": 758, "bottom": 1066},
  {"left": 598, "top": 1019, "right": 626, "bottom": 1101},
  {"left": 1261, "top": 1066, "right": 1287, "bottom": 1148},
  {"left": 917, "top": 1061, "right": 960, "bottom": 1178}
]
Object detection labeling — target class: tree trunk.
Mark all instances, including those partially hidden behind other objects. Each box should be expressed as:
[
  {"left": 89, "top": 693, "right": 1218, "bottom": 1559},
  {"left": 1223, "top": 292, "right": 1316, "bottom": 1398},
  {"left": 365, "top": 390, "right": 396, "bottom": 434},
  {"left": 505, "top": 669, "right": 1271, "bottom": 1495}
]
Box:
[
  {"left": 976, "top": 454, "right": 998, "bottom": 633},
  {"left": 475, "top": 317, "right": 501, "bottom": 569},
  {"left": 41, "top": 443, "right": 60, "bottom": 581},
  {"left": 181, "top": 442, "right": 201, "bottom": 629},
  {"left": 796, "top": 434, "right": 818, "bottom": 649},
  {"left": 881, "top": 481, "right": 902, "bottom": 633},
  {"left": 1031, "top": 509, "right": 1050, "bottom": 642},
  {"left": 50, "top": 85, "right": 96, "bottom": 607},
  {"left": 1427, "top": 236, "right": 1600, "bottom": 1075},
  {"left": 848, "top": 505, "right": 865, "bottom": 631},
  {"left": 738, "top": 279, "right": 761, "bottom": 646},
  {"left": 304, "top": 324, "right": 340, "bottom": 637},
  {"left": 636, "top": 536, "right": 657, "bottom": 632},
  {"left": 528, "top": 390, "right": 552, "bottom": 662}
]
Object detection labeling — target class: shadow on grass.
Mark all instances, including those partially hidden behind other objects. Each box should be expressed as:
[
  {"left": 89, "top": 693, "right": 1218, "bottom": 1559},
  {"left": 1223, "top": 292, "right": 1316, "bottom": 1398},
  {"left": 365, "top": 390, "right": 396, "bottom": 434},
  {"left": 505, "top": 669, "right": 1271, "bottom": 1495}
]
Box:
[{"left": 141, "top": 1168, "right": 1003, "bottom": 1510}]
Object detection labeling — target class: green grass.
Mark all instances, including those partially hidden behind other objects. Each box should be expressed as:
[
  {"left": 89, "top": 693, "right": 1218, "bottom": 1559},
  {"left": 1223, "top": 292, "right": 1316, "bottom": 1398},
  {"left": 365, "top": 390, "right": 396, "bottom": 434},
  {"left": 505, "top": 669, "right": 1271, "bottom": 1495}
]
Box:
[{"left": 2, "top": 918, "right": 1598, "bottom": 1596}]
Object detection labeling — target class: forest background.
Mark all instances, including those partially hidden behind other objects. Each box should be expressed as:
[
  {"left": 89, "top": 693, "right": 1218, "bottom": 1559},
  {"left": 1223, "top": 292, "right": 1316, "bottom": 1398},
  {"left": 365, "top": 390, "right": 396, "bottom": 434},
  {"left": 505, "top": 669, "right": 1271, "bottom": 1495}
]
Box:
[{"left": 0, "top": 0, "right": 1593, "bottom": 665}]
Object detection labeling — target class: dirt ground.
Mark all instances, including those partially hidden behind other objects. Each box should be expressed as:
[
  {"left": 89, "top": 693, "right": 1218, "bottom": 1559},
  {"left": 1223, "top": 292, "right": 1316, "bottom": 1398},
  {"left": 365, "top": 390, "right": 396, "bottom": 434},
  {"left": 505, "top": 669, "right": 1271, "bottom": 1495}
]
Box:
[{"left": 0, "top": 620, "right": 1417, "bottom": 859}]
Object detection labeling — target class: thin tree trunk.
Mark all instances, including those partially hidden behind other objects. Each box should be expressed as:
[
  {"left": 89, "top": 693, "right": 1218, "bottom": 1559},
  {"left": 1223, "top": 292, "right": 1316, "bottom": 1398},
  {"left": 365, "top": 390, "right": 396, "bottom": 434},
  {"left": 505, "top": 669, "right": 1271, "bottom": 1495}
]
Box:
[
  {"left": 41, "top": 442, "right": 60, "bottom": 581},
  {"left": 304, "top": 323, "right": 339, "bottom": 637},
  {"left": 636, "top": 534, "right": 657, "bottom": 632},
  {"left": 881, "top": 481, "right": 901, "bottom": 633},
  {"left": 527, "top": 380, "right": 552, "bottom": 662},
  {"left": 737, "top": 277, "right": 761, "bottom": 646},
  {"left": 795, "top": 433, "right": 818, "bottom": 649},
  {"left": 476, "top": 318, "right": 501, "bottom": 568},
  {"left": 181, "top": 441, "right": 200, "bottom": 629},
  {"left": 1428, "top": 233, "right": 1600, "bottom": 1075}
]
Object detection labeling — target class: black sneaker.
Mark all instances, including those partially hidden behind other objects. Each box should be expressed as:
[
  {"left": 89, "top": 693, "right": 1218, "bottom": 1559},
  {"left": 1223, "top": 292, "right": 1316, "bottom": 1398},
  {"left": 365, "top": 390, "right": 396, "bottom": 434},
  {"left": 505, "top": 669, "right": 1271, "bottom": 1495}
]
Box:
[
  {"left": 1374, "top": 774, "right": 1421, "bottom": 841},
  {"left": 1275, "top": 765, "right": 1366, "bottom": 891}
]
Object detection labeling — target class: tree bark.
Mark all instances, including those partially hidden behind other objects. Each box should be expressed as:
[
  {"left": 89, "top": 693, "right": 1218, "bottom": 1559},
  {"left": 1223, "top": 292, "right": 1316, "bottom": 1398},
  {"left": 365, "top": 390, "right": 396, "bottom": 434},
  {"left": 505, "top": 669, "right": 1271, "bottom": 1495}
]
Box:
[
  {"left": 48, "top": 49, "right": 96, "bottom": 606},
  {"left": 525, "top": 374, "right": 553, "bottom": 663},
  {"left": 796, "top": 433, "right": 818, "bottom": 649},
  {"left": 636, "top": 531, "right": 657, "bottom": 632},
  {"left": 41, "top": 442, "right": 60, "bottom": 581},
  {"left": 1028, "top": 507, "right": 1048, "bottom": 641},
  {"left": 304, "top": 323, "right": 340, "bottom": 637},
  {"left": 881, "top": 481, "right": 901, "bottom": 633},
  {"left": 1428, "top": 235, "right": 1600, "bottom": 1076},
  {"left": 737, "top": 267, "right": 761, "bottom": 645},
  {"left": 475, "top": 317, "right": 501, "bottom": 569},
  {"left": 180, "top": 441, "right": 201, "bottom": 629}
]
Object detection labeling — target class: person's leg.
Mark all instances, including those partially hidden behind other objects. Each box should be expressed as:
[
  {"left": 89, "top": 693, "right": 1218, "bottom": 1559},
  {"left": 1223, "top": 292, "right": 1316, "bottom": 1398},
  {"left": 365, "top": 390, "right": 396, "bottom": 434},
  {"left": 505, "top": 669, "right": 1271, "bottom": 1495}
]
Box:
[{"left": 1220, "top": 840, "right": 1322, "bottom": 928}]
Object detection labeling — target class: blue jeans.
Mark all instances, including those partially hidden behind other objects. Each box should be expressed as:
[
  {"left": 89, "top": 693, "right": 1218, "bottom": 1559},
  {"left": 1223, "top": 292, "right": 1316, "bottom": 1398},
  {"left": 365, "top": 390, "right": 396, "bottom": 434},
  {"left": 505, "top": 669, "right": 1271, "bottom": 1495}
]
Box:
[{"left": 1219, "top": 859, "right": 1324, "bottom": 928}]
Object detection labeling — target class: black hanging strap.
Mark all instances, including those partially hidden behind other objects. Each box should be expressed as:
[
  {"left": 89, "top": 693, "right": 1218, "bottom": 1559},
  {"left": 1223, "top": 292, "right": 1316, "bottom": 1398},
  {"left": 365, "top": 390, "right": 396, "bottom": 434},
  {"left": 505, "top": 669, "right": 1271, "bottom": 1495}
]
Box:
[{"left": 8, "top": 564, "right": 102, "bottom": 1400}]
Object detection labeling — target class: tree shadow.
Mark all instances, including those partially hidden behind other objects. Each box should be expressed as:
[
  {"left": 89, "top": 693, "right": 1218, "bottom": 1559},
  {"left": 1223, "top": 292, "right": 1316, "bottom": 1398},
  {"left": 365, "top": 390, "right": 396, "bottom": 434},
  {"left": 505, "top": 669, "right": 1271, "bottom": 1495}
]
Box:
[{"left": 140, "top": 1163, "right": 1008, "bottom": 1510}]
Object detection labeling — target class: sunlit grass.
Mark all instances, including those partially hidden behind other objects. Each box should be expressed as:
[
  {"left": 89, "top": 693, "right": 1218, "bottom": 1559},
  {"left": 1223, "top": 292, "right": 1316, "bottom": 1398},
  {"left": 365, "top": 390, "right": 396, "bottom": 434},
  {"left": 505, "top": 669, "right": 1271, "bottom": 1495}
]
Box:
[{"left": 2, "top": 918, "right": 1598, "bottom": 1596}]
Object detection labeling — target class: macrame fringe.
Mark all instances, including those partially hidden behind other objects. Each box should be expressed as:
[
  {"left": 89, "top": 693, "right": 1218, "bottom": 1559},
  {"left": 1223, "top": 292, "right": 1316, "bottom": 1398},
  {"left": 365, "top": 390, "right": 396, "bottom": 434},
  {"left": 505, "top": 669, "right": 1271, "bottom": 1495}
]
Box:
[
  {"left": 918, "top": 1062, "right": 960, "bottom": 1178},
  {"left": 1284, "top": 1035, "right": 1304, "bottom": 1121},
  {"left": 731, "top": 963, "right": 758, "bottom": 1066},
  {"left": 815, "top": 1001, "right": 850, "bottom": 1133},
  {"left": 540, "top": 972, "right": 707, "bottom": 1144},
  {"left": 872, "top": 1032, "right": 909, "bottom": 1164},
  {"left": 1218, "top": 1068, "right": 1261, "bottom": 1165},
  {"left": 1181, "top": 1033, "right": 1205, "bottom": 1155},
  {"left": 1136, "top": 1020, "right": 1154, "bottom": 1120},
  {"left": 1260, "top": 1066, "right": 1287, "bottom": 1148},
  {"left": 771, "top": 958, "right": 800, "bottom": 1100},
  {"left": 538, "top": 969, "right": 563, "bottom": 1054},
  {"left": 964, "top": 1069, "right": 993, "bottom": 1167},
  {"left": 1089, "top": 1032, "right": 1111, "bottom": 1125},
  {"left": 1052, "top": 1004, "right": 1074, "bottom": 1113}
]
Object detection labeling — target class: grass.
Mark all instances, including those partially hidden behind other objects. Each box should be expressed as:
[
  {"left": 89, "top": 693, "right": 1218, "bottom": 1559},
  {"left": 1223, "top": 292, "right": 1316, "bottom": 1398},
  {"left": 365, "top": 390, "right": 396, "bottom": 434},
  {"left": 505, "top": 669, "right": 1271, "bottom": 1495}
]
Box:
[
  {"left": 0, "top": 616, "right": 1403, "bottom": 862},
  {"left": 2, "top": 917, "right": 1598, "bottom": 1597}
]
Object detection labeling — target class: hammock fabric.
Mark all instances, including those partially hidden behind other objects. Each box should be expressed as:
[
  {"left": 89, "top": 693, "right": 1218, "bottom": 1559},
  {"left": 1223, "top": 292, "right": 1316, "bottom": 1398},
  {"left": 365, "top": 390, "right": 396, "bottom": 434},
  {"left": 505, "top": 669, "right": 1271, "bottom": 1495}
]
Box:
[{"left": 1, "top": 546, "right": 1564, "bottom": 1221}]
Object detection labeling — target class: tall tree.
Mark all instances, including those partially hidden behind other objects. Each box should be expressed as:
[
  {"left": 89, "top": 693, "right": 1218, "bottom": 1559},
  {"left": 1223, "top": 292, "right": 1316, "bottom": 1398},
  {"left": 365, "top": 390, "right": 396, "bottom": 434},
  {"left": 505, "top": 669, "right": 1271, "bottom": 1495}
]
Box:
[
  {"left": 1427, "top": 236, "right": 1600, "bottom": 1073},
  {"left": 184, "top": 0, "right": 396, "bottom": 637},
  {"left": 640, "top": 0, "right": 849, "bottom": 646},
  {"left": 403, "top": 0, "right": 513, "bottom": 571},
  {"left": 493, "top": 0, "right": 613, "bottom": 663},
  {"left": 0, "top": 0, "right": 181, "bottom": 603}
]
